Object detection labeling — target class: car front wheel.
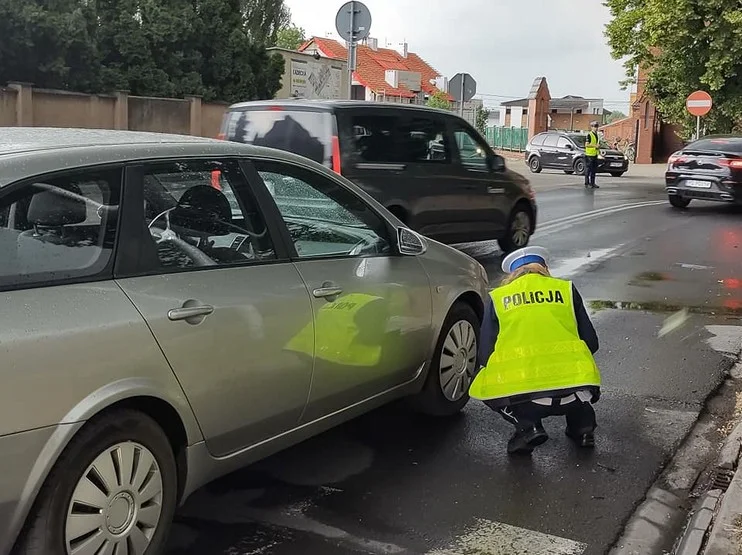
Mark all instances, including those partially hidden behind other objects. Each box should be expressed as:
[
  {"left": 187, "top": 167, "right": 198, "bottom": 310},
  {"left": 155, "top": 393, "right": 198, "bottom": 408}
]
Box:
[
  {"left": 574, "top": 159, "right": 586, "bottom": 175},
  {"left": 410, "top": 302, "right": 479, "bottom": 416},
  {"left": 14, "top": 410, "right": 178, "bottom": 555},
  {"left": 498, "top": 204, "right": 533, "bottom": 253},
  {"left": 528, "top": 156, "right": 542, "bottom": 173}
]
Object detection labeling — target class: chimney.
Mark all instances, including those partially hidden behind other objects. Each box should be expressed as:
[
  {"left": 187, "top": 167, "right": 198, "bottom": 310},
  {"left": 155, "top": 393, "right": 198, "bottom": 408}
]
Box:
[
  {"left": 402, "top": 42, "right": 408, "bottom": 58},
  {"left": 367, "top": 37, "right": 378, "bottom": 51}
]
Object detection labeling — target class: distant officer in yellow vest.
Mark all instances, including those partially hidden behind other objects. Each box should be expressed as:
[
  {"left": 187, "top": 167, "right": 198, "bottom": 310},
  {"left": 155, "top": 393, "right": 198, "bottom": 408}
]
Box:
[
  {"left": 584, "top": 122, "right": 601, "bottom": 189},
  {"left": 469, "top": 246, "right": 601, "bottom": 455}
]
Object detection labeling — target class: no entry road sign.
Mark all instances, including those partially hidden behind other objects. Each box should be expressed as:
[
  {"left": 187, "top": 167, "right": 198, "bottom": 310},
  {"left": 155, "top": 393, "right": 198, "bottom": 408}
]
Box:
[{"left": 686, "top": 91, "right": 712, "bottom": 117}]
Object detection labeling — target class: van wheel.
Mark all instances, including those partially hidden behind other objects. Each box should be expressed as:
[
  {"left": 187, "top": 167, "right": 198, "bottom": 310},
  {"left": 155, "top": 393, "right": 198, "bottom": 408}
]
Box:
[
  {"left": 574, "top": 159, "right": 586, "bottom": 175},
  {"left": 528, "top": 156, "right": 542, "bottom": 173},
  {"left": 498, "top": 204, "right": 533, "bottom": 253},
  {"left": 14, "top": 410, "right": 177, "bottom": 555},
  {"left": 410, "top": 302, "right": 479, "bottom": 416}
]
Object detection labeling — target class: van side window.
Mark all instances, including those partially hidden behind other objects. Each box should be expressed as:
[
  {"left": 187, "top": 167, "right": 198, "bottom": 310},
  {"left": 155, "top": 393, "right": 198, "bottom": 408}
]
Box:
[
  {"left": 397, "top": 117, "right": 450, "bottom": 163},
  {"left": 350, "top": 115, "right": 398, "bottom": 163}
]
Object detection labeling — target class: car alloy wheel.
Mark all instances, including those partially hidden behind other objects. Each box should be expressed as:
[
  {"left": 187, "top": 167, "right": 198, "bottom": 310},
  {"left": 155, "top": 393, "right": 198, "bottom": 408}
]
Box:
[
  {"left": 511, "top": 210, "right": 532, "bottom": 248},
  {"left": 439, "top": 319, "right": 477, "bottom": 402},
  {"left": 65, "top": 441, "right": 164, "bottom": 555},
  {"left": 574, "top": 160, "right": 586, "bottom": 175}
]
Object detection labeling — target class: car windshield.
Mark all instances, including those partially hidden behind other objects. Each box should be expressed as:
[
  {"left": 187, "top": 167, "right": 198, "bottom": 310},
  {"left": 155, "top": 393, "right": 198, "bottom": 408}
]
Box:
[{"left": 568, "top": 134, "right": 610, "bottom": 149}]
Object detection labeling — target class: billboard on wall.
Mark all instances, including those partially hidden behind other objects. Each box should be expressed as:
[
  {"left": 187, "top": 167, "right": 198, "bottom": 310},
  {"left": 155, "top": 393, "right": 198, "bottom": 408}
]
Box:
[{"left": 290, "top": 59, "right": 342, "bottom": 99}]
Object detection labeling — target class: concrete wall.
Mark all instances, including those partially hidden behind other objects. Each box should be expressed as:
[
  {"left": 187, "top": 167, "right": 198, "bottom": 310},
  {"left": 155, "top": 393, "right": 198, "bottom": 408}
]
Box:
[{"left": 0, "top": 83, "right": 228, "bottom": 137}]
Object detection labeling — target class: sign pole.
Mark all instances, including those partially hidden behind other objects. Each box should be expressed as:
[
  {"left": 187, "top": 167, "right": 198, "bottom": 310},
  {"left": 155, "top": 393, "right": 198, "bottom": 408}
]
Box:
[
  {"left": 696, "top": 115, "right": 701, "bottom": 140},
  {"left": 347, "top": 1, "right": 355, "bottom": 99},
  {"left": 459, "top": 78, "right": 465, "bottom": 117}
]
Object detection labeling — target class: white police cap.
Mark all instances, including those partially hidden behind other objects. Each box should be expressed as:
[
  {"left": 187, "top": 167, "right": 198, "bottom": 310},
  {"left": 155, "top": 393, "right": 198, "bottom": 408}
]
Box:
[{"left": 501, "top": 246, "right": 550, "bottom": 274}]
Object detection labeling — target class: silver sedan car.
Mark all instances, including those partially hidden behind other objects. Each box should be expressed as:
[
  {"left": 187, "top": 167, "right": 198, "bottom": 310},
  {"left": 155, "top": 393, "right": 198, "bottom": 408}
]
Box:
[{"left": 0, "top": 128, "right": 488, "bottom": 555}]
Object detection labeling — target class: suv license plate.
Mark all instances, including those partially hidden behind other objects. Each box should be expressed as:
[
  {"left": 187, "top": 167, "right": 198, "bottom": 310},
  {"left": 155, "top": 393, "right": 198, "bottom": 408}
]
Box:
[
  {"left": 685, "top": 179, "right": 712, "bottom": 188},
  {"left": 610, "top": 162, "right": 623, "bottom": 167}
]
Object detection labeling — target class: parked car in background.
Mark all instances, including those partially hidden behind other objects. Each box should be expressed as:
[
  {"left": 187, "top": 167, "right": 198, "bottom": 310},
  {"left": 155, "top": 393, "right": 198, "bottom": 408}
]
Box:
[
  {"left": 525, "top": 130, "right": 629, "bottom": 177},
  {"left": 665, "top": 135, "right": 742, "bottom": 208},
  {"left": 219, "top": 100, "right": 537, "bottom": 252},
  {"left": 0, "top": 128, "right": 488, "bottom": 555}
]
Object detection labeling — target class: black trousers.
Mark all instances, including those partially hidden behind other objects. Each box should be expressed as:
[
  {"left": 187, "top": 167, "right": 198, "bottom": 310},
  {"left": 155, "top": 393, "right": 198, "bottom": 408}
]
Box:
[
  {"left": 585, "top": 156, "right": 598, "bottom": 186},
  {"left": 486, "top": 399, "right": 597, "bottom": 435}
]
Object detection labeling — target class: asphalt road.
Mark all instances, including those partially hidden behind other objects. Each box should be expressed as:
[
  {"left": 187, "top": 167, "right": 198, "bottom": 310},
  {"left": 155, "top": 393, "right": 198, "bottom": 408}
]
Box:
[{"left": 167, "top": 169, "right": 742, "bottom": 555}]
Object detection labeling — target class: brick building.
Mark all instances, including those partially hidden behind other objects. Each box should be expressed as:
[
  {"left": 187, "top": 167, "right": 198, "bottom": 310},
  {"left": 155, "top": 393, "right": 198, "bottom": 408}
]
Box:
[
  {"left": 598, "top": 66, "right": 684, "bottom": 164},
  {"left": 498, "top": 95, "right": 608, "bottom": 131},
  {"left": 298, "top": 37, "right": 451, "bottom": 106}
]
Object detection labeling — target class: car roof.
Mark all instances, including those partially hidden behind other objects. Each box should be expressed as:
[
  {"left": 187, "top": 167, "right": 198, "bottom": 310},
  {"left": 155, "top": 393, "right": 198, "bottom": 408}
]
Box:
[
  {"left": 227, "top": 99, "right": 454, "bottom": 116},
  {"left": 0, "top": 127, "right": 319, "bottom": 187}
]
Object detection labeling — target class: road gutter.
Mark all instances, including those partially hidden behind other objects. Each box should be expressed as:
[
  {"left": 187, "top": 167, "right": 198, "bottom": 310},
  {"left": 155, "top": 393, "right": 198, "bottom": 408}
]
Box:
[{"left": 609, "top": 354, "right": 742, "bottom": 555}]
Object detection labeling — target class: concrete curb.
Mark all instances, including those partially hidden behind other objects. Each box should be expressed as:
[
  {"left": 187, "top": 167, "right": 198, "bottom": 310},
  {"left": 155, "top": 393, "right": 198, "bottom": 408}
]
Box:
[
  {"left": 675, "top": 490, "right": 723, "bottom": 555},
  {"left": 698, "top": 417, "right": 742, "bottom": 555}
]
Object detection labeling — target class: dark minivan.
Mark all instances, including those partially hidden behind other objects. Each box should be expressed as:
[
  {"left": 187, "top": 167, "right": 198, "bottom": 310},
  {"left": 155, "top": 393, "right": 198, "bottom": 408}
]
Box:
[{"left": 219, "top": 100, "right": 537, "bottom": 251}]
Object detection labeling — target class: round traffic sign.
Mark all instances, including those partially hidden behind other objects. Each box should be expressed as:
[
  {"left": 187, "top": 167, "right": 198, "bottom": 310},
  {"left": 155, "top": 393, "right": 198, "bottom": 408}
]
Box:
[
  {"left": 686, "top": 90, "right": 712, "bottom": 117},
  {"left": 335, "top": 1, "right": 372, "bottom": 43}
]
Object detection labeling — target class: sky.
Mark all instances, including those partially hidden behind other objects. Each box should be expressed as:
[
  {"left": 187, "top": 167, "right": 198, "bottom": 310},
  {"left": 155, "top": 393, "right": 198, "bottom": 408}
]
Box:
[{"left": 283, "top": 0, "right": 633, "bottom": 115}]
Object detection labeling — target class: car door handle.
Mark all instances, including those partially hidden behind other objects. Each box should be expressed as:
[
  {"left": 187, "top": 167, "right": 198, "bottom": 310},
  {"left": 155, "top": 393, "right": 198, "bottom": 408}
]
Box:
[
  {"left": 168, "top": 305, "right": 214, "bottom": 323},
  {"left": 312, "top": 284, "right": 343, "bottom": 299}
]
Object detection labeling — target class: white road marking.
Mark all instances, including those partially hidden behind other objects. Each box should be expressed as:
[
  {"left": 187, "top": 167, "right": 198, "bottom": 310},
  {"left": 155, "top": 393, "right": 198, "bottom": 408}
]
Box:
[
  {"left": 428, "top": 519, "right": 586, "bottom": 555},
  {"left": 548, "top": 245, "right": 625, "bottom": 278},
  {"left": 534, "top": 200, "right": 665, "bottom": 236}
]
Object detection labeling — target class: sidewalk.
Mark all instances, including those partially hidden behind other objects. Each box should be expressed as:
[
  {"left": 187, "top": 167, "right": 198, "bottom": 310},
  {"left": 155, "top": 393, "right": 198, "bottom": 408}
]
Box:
[{"left": 675, "top": 361, "right": 742, "bottom": 555}]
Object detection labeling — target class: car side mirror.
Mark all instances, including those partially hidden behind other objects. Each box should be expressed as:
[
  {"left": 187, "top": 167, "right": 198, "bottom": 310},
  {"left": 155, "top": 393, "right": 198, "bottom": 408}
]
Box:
[
  {"left": 397, "top": 227, "right": 427, "bottom": 256},
  {"left": 489, "top": 154, "right": 505, "bottom": 172},
  {"left": 566, "top": 144, "right": 574, "bottom": 150}
]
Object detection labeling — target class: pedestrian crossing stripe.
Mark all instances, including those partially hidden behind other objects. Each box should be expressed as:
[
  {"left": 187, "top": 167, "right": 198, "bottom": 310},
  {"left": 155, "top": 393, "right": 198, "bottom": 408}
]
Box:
[{"left": 427, "top": 519, "right": 587, "bottom": 555}]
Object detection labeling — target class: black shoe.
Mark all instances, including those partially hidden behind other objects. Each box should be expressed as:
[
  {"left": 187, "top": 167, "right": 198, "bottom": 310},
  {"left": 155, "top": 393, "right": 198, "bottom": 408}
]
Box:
[
  {"left": 566, "top": 429, "right": 595, "bottom": 448},
  {"left": 591, "top": 184, "right": 600, "bottom": 189},
  {"left": 508, "top": 426, "right": 549, "bottom": 455}
]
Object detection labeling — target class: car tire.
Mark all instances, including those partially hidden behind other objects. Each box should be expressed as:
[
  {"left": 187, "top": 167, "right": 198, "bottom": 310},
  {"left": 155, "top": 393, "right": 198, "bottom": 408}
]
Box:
[
  {"left": 574, "top": 159, "right": 586, "bottom": 176},
  {"left": 610, "top": 172, "right": 625, "bottom": 177},
  {"left": 669, "top": 195, "right": 691, "bottom": 209},
  {"left": 14, "top": 409, "right": 178, "bottom": 555},
  {"left": 497, "top": 204, "right": 533, "bottom": 253},
  {"left": 528, "top": 156, "right": 542, "bottom": 173},
  {"left": 410, "top": 302, "right": 480, "bottom": 417},
  {"left": 564, "top": 170, "right": 574, "bottom": 174}
]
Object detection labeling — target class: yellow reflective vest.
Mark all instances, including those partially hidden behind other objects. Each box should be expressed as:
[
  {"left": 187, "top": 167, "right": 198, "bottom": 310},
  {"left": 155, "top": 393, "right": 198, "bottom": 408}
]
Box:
[
  {"left": 585, "top": 131, "right": 599, "bottom": 157},
  {"left": 469, "top": 273, "right": 601, "bottom": 401},
  {"left": 285, "top": 292, "right": 385, "bottom": 367}
]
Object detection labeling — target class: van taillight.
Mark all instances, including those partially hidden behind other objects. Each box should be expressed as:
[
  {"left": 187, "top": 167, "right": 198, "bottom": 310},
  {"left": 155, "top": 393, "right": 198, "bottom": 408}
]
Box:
[
  {"left": 211, "top": 171, "right": 222, "bottom": 190},
  {"left": 331, "top": 136, "right": 341, "bottom": 174}
]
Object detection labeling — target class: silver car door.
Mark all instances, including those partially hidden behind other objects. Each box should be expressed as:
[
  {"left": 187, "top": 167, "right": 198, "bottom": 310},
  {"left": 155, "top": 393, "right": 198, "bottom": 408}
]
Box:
[
  {"left": 252, "top": 159, "right": 434, "bottom": 422},
  {"left": 115, "top": 159, "right": 314, "bottom": 458}
]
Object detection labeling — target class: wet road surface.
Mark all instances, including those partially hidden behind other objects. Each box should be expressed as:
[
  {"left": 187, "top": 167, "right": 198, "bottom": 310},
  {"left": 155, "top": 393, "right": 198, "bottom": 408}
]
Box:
[{"left": 167, "top": 174, "right": 742, "bottom": 554}]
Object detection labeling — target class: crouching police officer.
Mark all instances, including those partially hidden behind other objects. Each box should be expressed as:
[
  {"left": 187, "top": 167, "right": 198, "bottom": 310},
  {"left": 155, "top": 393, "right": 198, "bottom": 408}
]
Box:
[{"left": 469, "top": 246, "right": 601, "bottom": 455}]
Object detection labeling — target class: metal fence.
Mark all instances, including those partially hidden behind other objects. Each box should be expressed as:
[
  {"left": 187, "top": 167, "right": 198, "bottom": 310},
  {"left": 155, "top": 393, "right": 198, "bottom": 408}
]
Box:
[{"left": 485, "top": 126, "right": 529, "bottom": 152}]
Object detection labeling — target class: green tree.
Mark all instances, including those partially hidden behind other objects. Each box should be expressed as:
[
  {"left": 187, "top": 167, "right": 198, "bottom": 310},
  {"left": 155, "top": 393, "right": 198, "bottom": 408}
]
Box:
[
  {"left": 605, "top": 0, "right": 742, "bottom": 135},
  {"left": 426, "top": 90, "right": 450, "bottom": 110},
  {"left": 475, "top": 105, "right": 491, "bottom": 133},
  {"left": 276, "top": 24, "right": 306, "bottom": 50},
  {"left": 242, "top": 0, "right": 291, "bottom": 45},
  {"left": 605, "top": 110, "right": 627, "bottom": 123}
]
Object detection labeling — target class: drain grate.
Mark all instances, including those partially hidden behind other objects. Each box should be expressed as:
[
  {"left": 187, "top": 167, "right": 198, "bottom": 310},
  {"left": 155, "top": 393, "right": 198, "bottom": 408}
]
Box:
[{"left": 711, "top": 468, "right": 736, "bottom": 492}]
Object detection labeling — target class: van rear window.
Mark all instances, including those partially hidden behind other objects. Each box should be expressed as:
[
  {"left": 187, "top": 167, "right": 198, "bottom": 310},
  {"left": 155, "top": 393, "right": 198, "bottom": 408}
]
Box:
[{"left": 222, "top": 109, "right": 333, "bottom": 167}]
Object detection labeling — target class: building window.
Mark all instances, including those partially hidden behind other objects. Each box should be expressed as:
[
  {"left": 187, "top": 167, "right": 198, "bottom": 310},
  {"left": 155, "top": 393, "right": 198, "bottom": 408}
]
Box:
[
  {"left": 523, "top": 109, "right": 528, "bottom": 115},
  {"left": 506, "top": 108, "right": 511, "bottom": 114},
  {"left": 576, "top": 109, "right": 583, "bottom": 114},
  {"left": 551, "top": 109, "right": 558, "bottom": 114}
]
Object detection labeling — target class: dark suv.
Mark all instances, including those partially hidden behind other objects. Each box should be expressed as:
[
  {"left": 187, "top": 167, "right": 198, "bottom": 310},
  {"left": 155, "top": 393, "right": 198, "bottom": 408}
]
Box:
[
  {"left": 525, "top": 131, "right": 629, "bottom": 177},
  {"left": 219, "top": 101, "right": 537, "bottom": 251}
]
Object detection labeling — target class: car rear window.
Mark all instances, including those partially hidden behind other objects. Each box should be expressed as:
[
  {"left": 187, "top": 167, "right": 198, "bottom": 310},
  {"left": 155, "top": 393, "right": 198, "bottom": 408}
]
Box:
[
  {"left": 530, "top": 134, "right": 546, "bottom": 146},
  {"left": 221, "top": 108, "right": 334, "bottom": 167},
  {"left": 686, "top": 137, "right": 742, "bottom": 153}
]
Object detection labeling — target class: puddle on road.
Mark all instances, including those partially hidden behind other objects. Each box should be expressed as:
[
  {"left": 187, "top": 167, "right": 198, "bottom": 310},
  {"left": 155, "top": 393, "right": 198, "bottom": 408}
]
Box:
[
  {"left": 588, "top": 299, "right": 742, "bottom": 317},
  {"left": 628, "top": 271, "right": 672, "bottom": 287}
]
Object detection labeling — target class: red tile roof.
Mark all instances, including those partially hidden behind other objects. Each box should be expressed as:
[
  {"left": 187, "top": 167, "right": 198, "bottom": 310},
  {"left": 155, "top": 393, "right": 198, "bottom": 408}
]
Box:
[{"left": 299, "top": 37, "right": 451, "bottom": 101}]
